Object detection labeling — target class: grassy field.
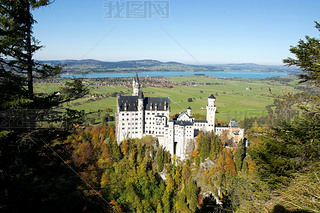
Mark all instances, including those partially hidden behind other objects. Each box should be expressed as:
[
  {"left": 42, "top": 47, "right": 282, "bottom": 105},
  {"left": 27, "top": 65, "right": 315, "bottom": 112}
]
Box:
[{"left": 34, "top": 75, "right": 301, "bottom": 122}]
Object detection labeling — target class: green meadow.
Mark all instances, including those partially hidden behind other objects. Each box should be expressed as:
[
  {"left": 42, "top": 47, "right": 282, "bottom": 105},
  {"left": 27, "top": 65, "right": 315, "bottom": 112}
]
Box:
[{"left": 34, "top": 75, "right": 300, "bottom": 122}]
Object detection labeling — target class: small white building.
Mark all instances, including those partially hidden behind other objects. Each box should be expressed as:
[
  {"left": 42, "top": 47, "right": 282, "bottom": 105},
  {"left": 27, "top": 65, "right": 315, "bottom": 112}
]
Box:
[{"left": 116, "top": 73, "right": 244, "bottom": 160}]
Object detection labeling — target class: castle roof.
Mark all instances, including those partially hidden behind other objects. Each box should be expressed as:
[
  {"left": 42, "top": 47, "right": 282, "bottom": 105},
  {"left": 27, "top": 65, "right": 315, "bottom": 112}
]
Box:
[
  {"left": 194, "top": 120, "right": 207, "bottom": 123},
  {"left": 230, "top": 120, "right": 239, "bottom": 128},
  {"left": 118, "top": 96, "right": 169, "bottom": 111},
  {"left": 118, "top": 96, "right": 139, "bottom": 111},
  {"left": 178, "top": 111, "right": 186, "bottom": 118},
  {"left": 174, "top": 120, "right": 194, "bottom": 126},
  {"left": 187, "top": 106, "right": 191, "bottom": 110},
  {"left": 208, "top": 94, "right": 216, "bottom": 99},
  {"left": 144, "top": 97, "right": 169, "bottom": 111},
  {"left": 134, "top": 72, "right": 140, "bottom": 84}
]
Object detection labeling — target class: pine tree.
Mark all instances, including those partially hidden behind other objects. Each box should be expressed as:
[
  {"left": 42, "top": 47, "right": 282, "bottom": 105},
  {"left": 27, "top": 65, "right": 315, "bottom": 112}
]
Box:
[
  {"left": 186, "top": 180, "right": 198, "bottom": 211},
  {"left": 234, "top": 140, "right": 245, "bottom": 172},
  {"left": 199, "top": 134, "right": 211, "bottom": 161},
  {"left": 0, "top": 0, "right": 61, "bottom": 100},
  {"left": 0, "top": 1, "right": 94, "bottom": 211},
  {"left": 283, "top": 21, "right": 320, "bottom": 85}
]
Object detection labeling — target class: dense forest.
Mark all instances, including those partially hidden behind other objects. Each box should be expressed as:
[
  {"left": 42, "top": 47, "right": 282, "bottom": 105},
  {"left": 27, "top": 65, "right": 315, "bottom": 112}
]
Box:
[{"left": 1, "top": 1, "right": 320, "bottom": 212}]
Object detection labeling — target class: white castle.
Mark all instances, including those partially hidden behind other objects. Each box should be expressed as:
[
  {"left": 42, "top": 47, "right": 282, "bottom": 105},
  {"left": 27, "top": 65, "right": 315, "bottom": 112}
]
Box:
[{"left": 116, "top": 73, "right": 244, "bottom": 160}]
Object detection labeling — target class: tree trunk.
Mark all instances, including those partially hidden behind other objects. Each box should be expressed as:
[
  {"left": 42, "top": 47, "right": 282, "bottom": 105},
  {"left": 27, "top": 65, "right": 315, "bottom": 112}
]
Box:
[{"left": 26, "top": 0, "right": 33, "bottom": 99}]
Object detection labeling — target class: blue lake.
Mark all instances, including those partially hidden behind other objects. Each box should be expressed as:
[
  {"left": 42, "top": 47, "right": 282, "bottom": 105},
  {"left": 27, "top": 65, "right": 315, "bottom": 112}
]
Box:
[{"left": 60, "top": 71, "right": 287, "bottom": 79}]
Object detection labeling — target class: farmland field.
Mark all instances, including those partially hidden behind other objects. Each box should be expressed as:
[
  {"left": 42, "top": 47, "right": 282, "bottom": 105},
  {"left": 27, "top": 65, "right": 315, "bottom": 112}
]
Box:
[{"left": 34, "top": 75, "right": 301, "bottom": 123}]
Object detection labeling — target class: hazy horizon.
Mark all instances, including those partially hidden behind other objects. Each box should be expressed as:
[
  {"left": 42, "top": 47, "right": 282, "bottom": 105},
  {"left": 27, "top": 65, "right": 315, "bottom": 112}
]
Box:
[
  {"left": 38, "top": 58, "right": 291, "bottom": 67},
  {"left": 33, "top": 0, "right": 320, "bottom": 65}
]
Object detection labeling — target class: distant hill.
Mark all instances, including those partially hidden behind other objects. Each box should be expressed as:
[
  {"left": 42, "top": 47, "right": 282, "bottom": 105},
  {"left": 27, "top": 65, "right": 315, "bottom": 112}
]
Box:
[
  {"left": 39, "top": 59, "right": 299, "bottom": 74},
  {"left": 40, "top": 59, "right": 214, "bottom": 74},
  {"left": 212, "top": 63, "right": 298, "bottom": 72}
]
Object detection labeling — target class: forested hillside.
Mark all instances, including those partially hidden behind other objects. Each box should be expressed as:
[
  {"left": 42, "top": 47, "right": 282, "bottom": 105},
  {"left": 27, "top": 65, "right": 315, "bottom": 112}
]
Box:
[
  {"left": 43, "top": 59, "right": 214, "bottom": 74},
  {"left": 42, "top": 59, "right": 298, "bottom": 75}
]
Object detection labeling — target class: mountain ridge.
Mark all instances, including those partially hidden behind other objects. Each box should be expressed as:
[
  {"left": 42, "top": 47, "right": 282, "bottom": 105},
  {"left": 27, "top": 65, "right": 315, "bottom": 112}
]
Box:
[{"left": 39, "top": 59, "right": 299, "bottom": 74}]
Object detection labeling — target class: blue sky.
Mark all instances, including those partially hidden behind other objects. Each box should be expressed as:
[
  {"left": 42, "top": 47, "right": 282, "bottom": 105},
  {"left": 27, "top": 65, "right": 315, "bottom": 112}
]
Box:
[{"left": 32, "top": 0, "right": 320, "bottom": 65}]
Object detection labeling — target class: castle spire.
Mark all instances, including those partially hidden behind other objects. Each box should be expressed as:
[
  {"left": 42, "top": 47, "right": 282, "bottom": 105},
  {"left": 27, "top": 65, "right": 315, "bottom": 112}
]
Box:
[
  {"left": 134, "top": 72, "right": 140, "bottom": 85},
  {"left": 132, "top": 72, "right": 140, "bottom": 96}
]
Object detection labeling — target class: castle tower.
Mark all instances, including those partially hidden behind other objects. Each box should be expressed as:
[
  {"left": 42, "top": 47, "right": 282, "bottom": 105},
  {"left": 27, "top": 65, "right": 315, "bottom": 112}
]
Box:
[
  {"left": 187, "top": 106, "right": 192, "bottom": 116},
  {"left": 132, "top": 72, "right": 140, "bottom": 96},
  {"left": 138, "top": 90, "right": 144, "bottom": 109},
  {"left": 206, "top": 94, "right": 216, "bottom": 129},
  {"left": 137, "top": 90, "right": 144, "bottom": 137}
]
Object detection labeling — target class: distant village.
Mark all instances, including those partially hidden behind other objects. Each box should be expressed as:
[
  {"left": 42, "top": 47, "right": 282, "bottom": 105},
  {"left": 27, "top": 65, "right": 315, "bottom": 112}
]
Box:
[{"left": 35, "top": 76, "right": 225, "bottom": 98}]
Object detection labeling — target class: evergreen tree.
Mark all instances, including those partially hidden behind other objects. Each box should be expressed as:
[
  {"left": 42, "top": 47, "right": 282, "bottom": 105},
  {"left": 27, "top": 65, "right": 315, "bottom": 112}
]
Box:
[
  {"left": 186, "top": 180, "right": 198, "bottom": 211},
  {"left": 0, "top": 1, "right": 95, "bottom": 211},
  {"left": 0, "top": 0, "right": 61, "bottom": 100},
  {"left": 283, "top": 21, "right": 320, "bottom": 85},
  {"left": 241, "top": 157, "right": 249, "bottom": 175},
  {"left": 210, "top": 135, "right": 221, "bottom": 160},
  {"left": 199, "top": 134, "right": 210, "bottom": 161},
  {"left": 234, "top": 140, "right": 245, "bottom": 172}
]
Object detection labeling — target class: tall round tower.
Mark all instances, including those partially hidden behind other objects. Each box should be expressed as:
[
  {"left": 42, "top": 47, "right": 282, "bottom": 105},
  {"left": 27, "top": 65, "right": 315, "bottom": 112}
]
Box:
[
  {"left": 187, "top": 106, "right": 192, "bottom": 116},
  {"left": 206, "top": 94, "right": 216, "bottom": 128}
]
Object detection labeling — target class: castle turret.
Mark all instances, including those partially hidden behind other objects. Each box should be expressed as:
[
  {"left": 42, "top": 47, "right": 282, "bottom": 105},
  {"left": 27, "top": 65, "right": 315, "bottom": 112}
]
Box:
[
  {"left": 132, "top": 72, "right": 140, "bottom": 96},
  {"left": 206, "top": 94, "right": 216, "bottom": 130},
  {"left": 187, "top": 106, "right": 192, "bottom": 116}
]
